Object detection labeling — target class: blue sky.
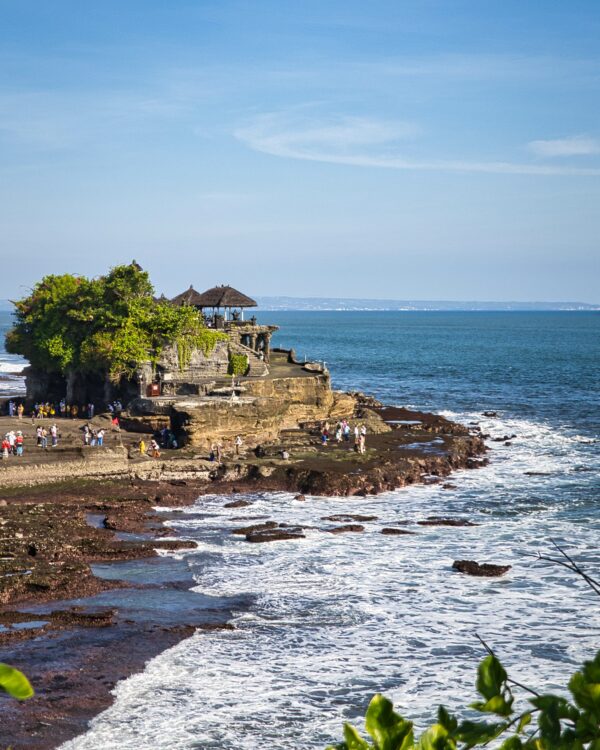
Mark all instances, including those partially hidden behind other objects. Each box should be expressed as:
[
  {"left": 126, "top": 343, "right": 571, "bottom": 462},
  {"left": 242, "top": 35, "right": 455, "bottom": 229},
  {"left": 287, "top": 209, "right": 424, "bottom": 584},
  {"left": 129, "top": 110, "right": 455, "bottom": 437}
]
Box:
[{"left": 1, "top": 1, "right": 599, "bottom": 302}]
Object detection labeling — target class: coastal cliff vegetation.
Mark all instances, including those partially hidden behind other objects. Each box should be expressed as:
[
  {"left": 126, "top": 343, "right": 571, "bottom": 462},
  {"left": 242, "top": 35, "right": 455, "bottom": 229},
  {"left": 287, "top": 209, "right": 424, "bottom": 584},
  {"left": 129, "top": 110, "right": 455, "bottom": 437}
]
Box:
[{"left": 5, "top": 262, "right": 225, "bottom": 380}]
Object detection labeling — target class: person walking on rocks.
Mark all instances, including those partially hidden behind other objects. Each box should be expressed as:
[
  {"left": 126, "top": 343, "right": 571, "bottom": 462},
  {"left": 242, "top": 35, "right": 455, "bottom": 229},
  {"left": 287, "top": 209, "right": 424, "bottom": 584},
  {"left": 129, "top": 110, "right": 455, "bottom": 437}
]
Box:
[
  {"left": 234, "top": 435, "right": 243, "bottom": 456},
  {"left": 1, "top": 436, "right": 9, "bottom": 459},
  {"left": 359, "top": 424, "right": 367, "bottom": 454},
  {"left": 354, "top": 424, "right": 360, "bottom": 451},
  {"left": 343, "top": 420, "right": 350, "bottom": 444},
  {"left": 15, "top": 431, "right": 24, "bottom": 456},
  {"left": 150, "top": 438, "right": 160, "bottom": 458},
  {"left": 216, "top": 443, "right": 223, "bottom": 463},
  {"left": 50, "top": 423, "right": 58, "bottom": 447},
  {"left": 97, "top": 429, "right": 105, "bottom": 447},
  {"left": 139, "top": 439, "right": 146, "bottom": 456},
  {"left": 17, "top": 403, "right": 24, "bottom": 420},
  {"left": 41, "top": 427, "right": 48, "bottom": 449}
]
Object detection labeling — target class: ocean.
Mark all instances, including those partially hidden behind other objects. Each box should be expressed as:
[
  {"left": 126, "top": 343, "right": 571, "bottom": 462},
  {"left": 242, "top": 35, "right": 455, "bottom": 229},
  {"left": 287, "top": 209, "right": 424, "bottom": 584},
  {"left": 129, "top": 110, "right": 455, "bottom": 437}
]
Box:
[
  {"left": 2, "top": 311, "right": 599, "bottom": 748},
  {"left": 0, "top": 311, "right": 27, "bottom": 397}
]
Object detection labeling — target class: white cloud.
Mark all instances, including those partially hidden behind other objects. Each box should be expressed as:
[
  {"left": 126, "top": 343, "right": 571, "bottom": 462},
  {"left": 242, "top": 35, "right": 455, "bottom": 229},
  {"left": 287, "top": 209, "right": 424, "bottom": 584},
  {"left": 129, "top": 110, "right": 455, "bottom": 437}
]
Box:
[
  {"left": 528, "top": 135, "right": 600, "bottom": 158},
  {"left": 234, "top": 111, "right": 600, "bottom": 176}
]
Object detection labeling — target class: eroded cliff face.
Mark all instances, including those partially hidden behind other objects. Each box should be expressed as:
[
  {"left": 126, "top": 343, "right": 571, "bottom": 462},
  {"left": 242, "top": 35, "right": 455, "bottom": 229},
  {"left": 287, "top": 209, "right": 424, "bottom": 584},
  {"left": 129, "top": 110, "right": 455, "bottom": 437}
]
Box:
[{"left": 170, "top": 374, "right": 360, "bottom": 449}]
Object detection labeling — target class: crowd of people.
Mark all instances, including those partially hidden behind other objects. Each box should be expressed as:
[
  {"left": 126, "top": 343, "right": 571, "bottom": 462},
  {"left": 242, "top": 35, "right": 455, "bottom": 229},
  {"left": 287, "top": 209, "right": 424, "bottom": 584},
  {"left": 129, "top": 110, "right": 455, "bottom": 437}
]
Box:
[
  {"left": 5, "top": 399, "right": 124, "bottom": 422},
  {"left": 320, "top": 419, "right": 368, "bottom": 453},
  {"left": 1, "top": 399, "right": 123, "bottom": 460}
]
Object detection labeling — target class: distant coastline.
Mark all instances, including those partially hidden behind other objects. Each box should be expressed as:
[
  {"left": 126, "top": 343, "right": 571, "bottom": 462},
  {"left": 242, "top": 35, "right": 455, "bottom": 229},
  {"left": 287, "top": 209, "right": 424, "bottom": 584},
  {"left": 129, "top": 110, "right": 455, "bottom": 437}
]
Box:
[{"left": 255, "top": 296, "right": 599, "bottom": 311}]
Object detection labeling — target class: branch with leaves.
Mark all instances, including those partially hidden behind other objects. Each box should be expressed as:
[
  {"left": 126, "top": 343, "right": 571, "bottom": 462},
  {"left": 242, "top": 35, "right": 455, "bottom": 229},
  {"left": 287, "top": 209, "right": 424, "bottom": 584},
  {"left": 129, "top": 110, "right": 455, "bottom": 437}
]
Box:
[{"left": 327, "top": 546, "right": 600, "bottom": 749}]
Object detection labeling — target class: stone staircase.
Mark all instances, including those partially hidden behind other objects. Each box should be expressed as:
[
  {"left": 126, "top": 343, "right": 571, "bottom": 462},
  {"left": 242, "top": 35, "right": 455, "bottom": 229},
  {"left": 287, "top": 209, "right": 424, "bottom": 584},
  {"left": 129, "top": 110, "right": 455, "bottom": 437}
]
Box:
[{"left": 228, "top": 341, "right": 269, "bottom": 377}]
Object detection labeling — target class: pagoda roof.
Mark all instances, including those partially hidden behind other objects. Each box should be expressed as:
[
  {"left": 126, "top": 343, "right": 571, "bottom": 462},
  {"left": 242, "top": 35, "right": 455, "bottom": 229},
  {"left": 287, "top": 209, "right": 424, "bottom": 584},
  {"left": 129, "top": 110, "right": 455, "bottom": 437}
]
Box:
[
  {"left": 194, "top": 285, "right": 257, "bottom": 309},
  {"left": 170, "top": 285, "right": 205, "bottom": 306}
]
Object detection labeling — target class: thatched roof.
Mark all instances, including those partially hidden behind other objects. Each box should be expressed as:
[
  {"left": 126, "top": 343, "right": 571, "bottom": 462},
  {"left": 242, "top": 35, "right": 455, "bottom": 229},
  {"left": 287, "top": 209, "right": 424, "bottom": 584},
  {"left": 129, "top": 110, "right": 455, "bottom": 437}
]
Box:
[
  {"left": 194, "top": 285, "right": 257, "bottom": 309},
  {"left": 170, "top": 285, "right": 205, "bottom": 307}
]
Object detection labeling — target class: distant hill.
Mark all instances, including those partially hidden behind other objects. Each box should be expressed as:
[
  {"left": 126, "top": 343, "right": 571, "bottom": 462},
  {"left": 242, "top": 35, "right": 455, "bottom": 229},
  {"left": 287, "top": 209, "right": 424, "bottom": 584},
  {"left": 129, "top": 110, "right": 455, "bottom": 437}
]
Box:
[{"left": 255, "top": 296, "right": 599, "bottom": 312}]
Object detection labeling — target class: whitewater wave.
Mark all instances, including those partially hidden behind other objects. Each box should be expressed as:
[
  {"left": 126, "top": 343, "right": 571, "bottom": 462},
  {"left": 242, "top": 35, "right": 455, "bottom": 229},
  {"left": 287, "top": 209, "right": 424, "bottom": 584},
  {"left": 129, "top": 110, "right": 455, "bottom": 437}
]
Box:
[{"left": 60, "top": 410, "right": 600, "bottom": 750}]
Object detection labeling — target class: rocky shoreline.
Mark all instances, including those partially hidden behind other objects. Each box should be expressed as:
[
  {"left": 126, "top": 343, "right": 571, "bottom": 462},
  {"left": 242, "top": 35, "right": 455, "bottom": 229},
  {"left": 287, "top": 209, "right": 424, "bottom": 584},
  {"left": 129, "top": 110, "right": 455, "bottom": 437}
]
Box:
[{"left": 0, "top": 405, "right": 487, "bottom": 749}]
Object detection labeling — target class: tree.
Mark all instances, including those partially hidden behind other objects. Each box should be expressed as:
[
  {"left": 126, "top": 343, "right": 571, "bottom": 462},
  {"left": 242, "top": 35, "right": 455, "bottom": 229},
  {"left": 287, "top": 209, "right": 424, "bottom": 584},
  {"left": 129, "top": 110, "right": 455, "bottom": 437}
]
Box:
[{"left": 5, "top": 262, "right": 226, "bottom": 382}]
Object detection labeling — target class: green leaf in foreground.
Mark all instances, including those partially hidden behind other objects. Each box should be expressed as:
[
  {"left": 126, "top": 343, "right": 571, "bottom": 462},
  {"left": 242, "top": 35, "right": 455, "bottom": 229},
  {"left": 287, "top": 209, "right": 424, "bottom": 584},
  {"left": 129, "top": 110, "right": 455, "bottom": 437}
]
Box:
[{"left": 0, "top": 663, "right": 34, "bottom": 700}]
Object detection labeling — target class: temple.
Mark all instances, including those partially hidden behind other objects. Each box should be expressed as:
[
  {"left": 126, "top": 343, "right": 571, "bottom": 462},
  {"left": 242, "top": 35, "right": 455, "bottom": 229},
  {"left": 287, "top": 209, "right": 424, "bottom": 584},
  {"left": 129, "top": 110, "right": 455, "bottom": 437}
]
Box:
[{"left": 137, "top": 284, "right": 279, "bottom": 398}]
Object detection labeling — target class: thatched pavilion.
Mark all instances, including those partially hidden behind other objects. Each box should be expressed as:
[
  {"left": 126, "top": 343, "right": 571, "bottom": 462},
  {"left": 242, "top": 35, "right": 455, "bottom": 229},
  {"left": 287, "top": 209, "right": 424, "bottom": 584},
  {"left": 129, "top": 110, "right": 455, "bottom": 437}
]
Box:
[{"left": 171, "top": 284, "right": 257, "bottom": 322}]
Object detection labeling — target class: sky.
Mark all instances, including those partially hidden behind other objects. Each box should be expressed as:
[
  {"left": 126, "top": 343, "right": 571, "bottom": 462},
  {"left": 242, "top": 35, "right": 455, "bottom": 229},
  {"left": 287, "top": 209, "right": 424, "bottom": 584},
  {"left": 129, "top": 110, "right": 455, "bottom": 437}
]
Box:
[{"left": 1, "top": 0, "right": 599, "bottom": 302}]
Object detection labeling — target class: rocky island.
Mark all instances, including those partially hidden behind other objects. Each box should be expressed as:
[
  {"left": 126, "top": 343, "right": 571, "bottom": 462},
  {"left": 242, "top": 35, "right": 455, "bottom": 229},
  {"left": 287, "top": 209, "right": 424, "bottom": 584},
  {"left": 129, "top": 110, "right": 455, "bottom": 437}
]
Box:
[{"left": 0, "top": 263, "right": 487, "bottom": 749}]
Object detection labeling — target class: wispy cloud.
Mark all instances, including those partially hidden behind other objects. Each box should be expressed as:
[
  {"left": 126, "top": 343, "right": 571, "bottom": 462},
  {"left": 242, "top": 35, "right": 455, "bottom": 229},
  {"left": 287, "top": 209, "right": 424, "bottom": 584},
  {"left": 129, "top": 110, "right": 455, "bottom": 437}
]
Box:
[
  {"left": 235, "top": 110, "right": 600, "bottom": 176},
  {"left": 528, "top": 135, "right": 600, "bottom": 158}
]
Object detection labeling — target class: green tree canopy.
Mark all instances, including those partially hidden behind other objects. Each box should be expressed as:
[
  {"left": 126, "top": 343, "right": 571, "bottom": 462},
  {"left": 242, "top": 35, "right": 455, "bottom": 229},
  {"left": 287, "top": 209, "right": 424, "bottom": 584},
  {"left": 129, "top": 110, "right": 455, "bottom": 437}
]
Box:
[{"left": 5, "top": 263, "right": 225, "bottom": 380}]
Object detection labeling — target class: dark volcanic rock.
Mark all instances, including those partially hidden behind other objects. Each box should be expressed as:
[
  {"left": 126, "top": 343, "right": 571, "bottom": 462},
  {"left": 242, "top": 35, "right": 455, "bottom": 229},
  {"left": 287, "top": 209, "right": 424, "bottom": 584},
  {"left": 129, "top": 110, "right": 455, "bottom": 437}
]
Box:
[
  {"left": 483, "top": 411, "right": 498, "bottom": 417},
  {"left": 326, "top": 524, "right": 365, "bottom": 534},
  {"left": 321, "top": 514, "right": 378, "bottom": 522},
  {"left": 245, "top": 528, "right": 305, "bottom": 543},
  {"left": 418, "top": 517, "right": 478, "bottom": 527},
  {"left": 224, "top": 499, "right": 252, "bottom": 508},
  {"left": 381, "top": 527, "right": 414, "bottom": 535},
  {"left": 231, "top": 521, "right": 277, "bottom": 535},
  {"left": 452, "top": 560, "right": 511, "bottom": 577},
  {"left": 294, "top": 494, "right": 306, "bottom": 501}
]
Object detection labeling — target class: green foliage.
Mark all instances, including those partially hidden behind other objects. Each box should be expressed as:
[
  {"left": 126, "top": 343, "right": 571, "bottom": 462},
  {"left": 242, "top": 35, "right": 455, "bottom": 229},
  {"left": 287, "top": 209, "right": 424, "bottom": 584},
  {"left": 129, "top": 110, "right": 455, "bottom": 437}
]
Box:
[
  {"left": 0, "top": 663, "right": 34, "bottom": 701},
  {"left": 326, "top": 651, "right": 600, "bottom": 749},
  {"left": 228, "top": 352, "right": 249, "bottom": 376},
  {"left": 5, "top": 263, "right": 226, "bottom": 380}
]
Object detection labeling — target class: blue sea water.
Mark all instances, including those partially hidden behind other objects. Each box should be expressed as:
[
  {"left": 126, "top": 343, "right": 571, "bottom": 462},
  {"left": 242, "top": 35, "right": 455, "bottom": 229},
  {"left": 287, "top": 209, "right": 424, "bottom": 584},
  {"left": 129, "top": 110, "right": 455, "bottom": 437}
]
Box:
[{"left": 3, "top": 311, "right": 599, "bottom": 749}]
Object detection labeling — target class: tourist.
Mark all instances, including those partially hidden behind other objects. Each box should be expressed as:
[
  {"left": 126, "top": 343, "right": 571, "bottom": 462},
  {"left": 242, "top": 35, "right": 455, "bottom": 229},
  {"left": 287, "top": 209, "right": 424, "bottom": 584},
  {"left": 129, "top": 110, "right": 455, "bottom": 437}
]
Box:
[
  {"left": 150, "top": 438, "right": 160, "bottom": 458},
  {"left": 71, "top": 404, "right": 78, "bottom": 419},
  {"left": 321, "top": 430, "right": 328, "bottom": 446},
  {"left": 59, "top": 399, "right": 66, "bottom": 418},
  {"left": 87, "top": 402, "right": 95, "bottom": 419},
  {"left": 216, "top": 443, "right": 223, "bottom": 463},
  {"left": 40, "top": 427, "right": 48, "bottom": 449},
  {"left": 359, "top": 424, "right": 367, "bottom": 454},
  {"left": 281, "top": 449, "right": 290, "bottom": 460},
  {"left": 17, "top": 403, "right": 24, "bottom": 420},
  {"left": 1, "top": 436, "right": 9, "bottom": 459},
  {"left": 90, "top": 429, "right": 98, "bottom": 447},
  {"left": 50, "top": 424, "right": 58, "bottom": 447},
  {"left": 354, "top": 424, "right": 360, "bottom": 451},
  {"left": 8, "top": 401, "right": 15, "bottom": 417},
  {"left": 83, "top": 425, "right": 91, "bottom": 446},
  {"left": 7, "top": 431, "right": 16, "bottom": 454},
  {"left": 97, "top": 429, "right": 105, "bottom": 447},
  {"left": 343, "top": 420, "right": 350, "bottom": 443},
  {"left": 111, "top": 415, "right": 120, "bottom": 432},
  {"left": 209, "top": 444, "right": 216, "bottom": 462},
  {"left": 15, "top": 431, "right": 24, "bottom": 456},
  {"left": 234, "top": 435, "right": 243, "bottom": 455},
  {"left": 36, "top": 425, "right": 42, "bottom": 447},
  {"left": 335, "top": 422, "right": 342, "bottom": 442},
  {"left": 139, "top": 439, "right": 146, "bottom": 455}
]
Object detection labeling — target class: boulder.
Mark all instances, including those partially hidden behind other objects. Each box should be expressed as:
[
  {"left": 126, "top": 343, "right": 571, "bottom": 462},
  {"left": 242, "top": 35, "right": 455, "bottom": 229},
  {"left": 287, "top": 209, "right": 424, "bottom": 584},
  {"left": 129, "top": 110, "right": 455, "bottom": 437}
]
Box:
[
  {"left": 321, "top": 514, "right": 378, "bottom": 522},
  {"left": 224, "top": 499, "right": 252, "bottom": 508},
  {"left": 326, "top": 524, "right": 364, "bottom": 534},
  {"left": 452, "top": 560, "right": 511, "bottom": 577},
  {"left": 418, "top": 517, "right": 478, "bottom": 527},
  {"left": 381, "top": 527, "right": 414, "bottom": 535},
  {"left": 231, "top": 521, "right": 277, "bottom": 535},
  {"left": 246, "top": 528, "right": 305, "bottom": 543}
]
